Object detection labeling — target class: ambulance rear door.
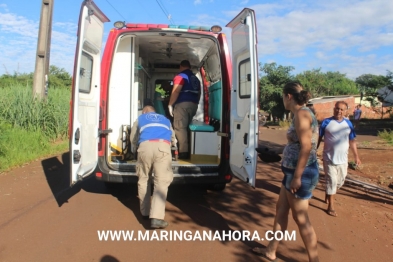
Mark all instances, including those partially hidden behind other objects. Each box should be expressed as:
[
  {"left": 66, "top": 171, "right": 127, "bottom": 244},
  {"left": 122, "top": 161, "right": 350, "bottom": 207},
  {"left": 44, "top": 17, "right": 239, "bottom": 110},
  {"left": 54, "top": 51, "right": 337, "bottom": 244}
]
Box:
[
  {"left": 70, "top": 0, "right": 109, "bottom": 185},
  {"left": 227, "top": 8, "right": 259, "bottom": 187}
]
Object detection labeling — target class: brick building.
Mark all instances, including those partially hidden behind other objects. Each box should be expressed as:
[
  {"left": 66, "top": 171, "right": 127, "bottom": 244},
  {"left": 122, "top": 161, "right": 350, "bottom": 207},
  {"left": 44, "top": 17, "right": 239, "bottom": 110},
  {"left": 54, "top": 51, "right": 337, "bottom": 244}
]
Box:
[{"left": 307, "top": 95, "right": 391, "bottom": 122}]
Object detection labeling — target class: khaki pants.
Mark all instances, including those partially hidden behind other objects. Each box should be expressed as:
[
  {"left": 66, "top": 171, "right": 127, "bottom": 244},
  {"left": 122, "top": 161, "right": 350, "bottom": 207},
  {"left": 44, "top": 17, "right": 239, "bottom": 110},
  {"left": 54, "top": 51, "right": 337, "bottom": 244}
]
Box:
[
  {"left": 173, "top": 101, "right": 198, "bottom": 153},
  {"left": 136, "top": 141, "right": 173, "bottom": 219}
]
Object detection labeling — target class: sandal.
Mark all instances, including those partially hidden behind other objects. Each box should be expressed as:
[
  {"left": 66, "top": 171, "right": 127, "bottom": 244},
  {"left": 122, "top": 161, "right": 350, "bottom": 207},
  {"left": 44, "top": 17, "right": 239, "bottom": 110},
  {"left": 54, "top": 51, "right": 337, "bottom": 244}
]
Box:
[
  {"left": 251, "top": 247, "right": 277, "bottom": 261},
  {"left": 327, "top": 209, "right": 337, "bottom": 217}
]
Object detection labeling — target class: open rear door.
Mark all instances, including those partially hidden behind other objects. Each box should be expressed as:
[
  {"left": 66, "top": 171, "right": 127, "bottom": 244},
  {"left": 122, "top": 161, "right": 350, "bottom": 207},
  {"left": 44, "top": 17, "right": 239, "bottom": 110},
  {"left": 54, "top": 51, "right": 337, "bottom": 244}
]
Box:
[
  {"left": 227, "top": 8, "right": 259, "bottom": 187},
  {"left": 70, "top": 0, "right": 109, "bottom": 185}
]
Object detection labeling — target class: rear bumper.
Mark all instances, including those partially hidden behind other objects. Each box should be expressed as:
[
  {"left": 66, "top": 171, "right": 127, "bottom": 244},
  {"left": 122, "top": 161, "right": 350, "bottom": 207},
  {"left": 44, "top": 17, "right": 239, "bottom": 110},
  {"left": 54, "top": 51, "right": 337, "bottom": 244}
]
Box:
[{"left": 95, "top": 156, "right": 232, "bottom": 184}]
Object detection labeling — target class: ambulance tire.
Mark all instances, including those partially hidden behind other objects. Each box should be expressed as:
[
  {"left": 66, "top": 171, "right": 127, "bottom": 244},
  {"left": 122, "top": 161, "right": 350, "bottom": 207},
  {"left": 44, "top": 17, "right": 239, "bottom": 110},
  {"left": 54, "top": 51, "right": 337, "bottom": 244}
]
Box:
[
  {"left": 104, "top": 181, "right": 118, "bottom": 191},
  {"left": 104, "top": 181, "right": 136, "bottom": 193},
  {"left": 207, "top": 183, "right": 226, "bottom": 191}
]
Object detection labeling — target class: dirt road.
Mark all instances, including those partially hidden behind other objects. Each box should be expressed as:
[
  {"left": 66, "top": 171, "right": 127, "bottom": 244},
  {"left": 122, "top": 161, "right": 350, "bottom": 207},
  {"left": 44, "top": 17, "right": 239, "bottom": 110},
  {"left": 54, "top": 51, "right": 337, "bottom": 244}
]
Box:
[{"left": 0, "top": 128, "right": 392, "bottom": 262}]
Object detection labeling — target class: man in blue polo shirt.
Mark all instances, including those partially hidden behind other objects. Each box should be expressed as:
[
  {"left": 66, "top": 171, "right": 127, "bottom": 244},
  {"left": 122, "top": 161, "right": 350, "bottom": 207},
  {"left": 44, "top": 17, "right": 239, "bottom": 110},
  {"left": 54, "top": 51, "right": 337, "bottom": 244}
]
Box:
[
  {"left": 168, "top": 60, "right": 201, "bottom": 159},
  {"left": 317, "top": 101, "right": 361, "bottom": 217},
  {"left": 130, "top": 105, "right": 177, "bottom": 229}
]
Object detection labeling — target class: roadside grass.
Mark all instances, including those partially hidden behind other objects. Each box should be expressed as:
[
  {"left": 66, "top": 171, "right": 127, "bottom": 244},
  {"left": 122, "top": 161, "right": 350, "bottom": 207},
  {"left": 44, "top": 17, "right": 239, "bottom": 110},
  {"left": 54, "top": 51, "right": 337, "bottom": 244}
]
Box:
[
  {"left": 360, "top": 140, "right": 371, "bottom": 147},
  {"left": 377, "top": 129, "right": 393, "bottom": 144},
  {"left": 278, "top": 120, "right": 291, "bottom": 130},
  {"left": 0, "top": 84, "right": 70, "bottom": 172},
  {"left": 0, "top": 84, "right": 69, "bottom": 140},
  {"left": 0, "top": 122, "right": 68, "bottom": 172}
]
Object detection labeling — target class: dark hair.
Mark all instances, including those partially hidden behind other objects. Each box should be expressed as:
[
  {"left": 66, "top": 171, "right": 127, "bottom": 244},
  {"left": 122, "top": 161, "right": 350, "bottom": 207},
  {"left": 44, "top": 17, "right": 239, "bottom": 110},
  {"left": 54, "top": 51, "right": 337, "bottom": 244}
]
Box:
[
  {"left": 306, "top": 103, "right": 316, "bottom": 115},
  {"left": 283, "top": 81, "right": 311, "bottom": 105},
  {"left": 180, "top": 60, "right": 191, "bottom": 68},
  {"left": 142, "top": 105, "right": 155, "bottom": 114}
]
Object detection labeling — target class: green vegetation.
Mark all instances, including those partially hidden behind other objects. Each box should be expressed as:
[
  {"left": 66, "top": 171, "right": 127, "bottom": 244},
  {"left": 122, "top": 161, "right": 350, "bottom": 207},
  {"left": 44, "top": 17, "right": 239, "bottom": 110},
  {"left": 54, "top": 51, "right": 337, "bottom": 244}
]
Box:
[
  {"left": 0, "top": 120, "right": 68, "bottom": 172},
  {"left": 377, "top": 129, "right": 393, "bottom": 144},
  {"left": 355, "top": 71, "right": 392, "bottom": 106},
  {"left": 0, "top": 66, "right": 71, "bottom": 172},
  {"left": 360, "top": 141, "right": 370, "bottom": 147},
  {"left": 259, "top": 63, "right": 295, "bottom": 119},
  {"left": 259, "top": 62, "right": 392, "bottom": 120},
  {"left": 0, "top": 84, "right": 70, "bottom": 139},
  {"left": 278, "top": 120, "right": 291, "bottom": 129},
  {"left": 0, "top": 65, "right": 71, "bottom": 89},
  {"left": 155, "top": 84, "right": 168, "bottom": 97},
  {"left": 297, "top": 70, "right": 359, "bottom": 97}
]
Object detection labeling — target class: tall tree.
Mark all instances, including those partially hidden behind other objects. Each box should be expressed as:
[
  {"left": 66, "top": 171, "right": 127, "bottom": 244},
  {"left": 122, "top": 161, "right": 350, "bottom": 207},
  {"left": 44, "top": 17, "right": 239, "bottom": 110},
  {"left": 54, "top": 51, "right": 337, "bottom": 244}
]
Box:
[
  {"left": 296, "top": 69, "right": 357, "bottom": 98},
  {"left": 355, "top": 73, "right": 390, "bottom": 106},
  {"left": 374, "top": 70, "right": 393, "bottom": 107},
  {"left": 324, "top": 71, "right": 358, "bottom": 96},
  {"left": 296, "top": 68, "right": 327, "bottom": 97},
  {"left": 259, "top": 62, "right": 295, "bottom": 119}
]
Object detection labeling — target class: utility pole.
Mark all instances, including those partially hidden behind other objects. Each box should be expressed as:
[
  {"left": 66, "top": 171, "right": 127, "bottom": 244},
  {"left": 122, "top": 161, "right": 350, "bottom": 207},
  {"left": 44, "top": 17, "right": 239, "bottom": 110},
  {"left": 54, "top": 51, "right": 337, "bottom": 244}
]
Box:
[{"left": 33, "top": 0, "right": 54, "bottom": 99}]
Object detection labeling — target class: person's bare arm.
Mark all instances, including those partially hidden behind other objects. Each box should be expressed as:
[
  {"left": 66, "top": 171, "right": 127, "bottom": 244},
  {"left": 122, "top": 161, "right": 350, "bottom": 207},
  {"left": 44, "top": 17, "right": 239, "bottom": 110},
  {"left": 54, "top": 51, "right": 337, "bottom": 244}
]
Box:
[
  {"left": 291, "top": 109, "right": 313, "bottom": 193},
  {"left": 349, "top": 139, "right": 361, "bottom": 166},
  {"left": 170, "top": 124, "right": 177, "bottom": 148},
  {"left": 130, "top": 119, "right": 139, "bottom": 150}
]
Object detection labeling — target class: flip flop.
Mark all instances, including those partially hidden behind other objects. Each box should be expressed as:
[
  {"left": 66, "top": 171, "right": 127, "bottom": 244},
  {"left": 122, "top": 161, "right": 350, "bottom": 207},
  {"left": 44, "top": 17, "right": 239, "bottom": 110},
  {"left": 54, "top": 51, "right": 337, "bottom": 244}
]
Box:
[
  {"left": 327, "top": 209, "right": 337, "bottom": 217},
  {"left": 251, "top": 247, "right": 277, "bottom": 261}
]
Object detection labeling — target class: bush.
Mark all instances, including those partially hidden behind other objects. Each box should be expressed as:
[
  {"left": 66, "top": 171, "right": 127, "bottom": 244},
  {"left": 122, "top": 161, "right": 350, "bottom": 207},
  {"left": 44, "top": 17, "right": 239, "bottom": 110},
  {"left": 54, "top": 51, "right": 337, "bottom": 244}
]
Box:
[
  {"left": 48, "top": 65, "right": 72, "bottom": 89},
  {"left": 279, "top": 120, "right": 291, "bottom": 129},
  {"left": 377, "top": 129, "right": 393, "bottom": 144},
  {"left": 0, "top": 73, "right": 33, "bottom": 88},
  {"left": 0, "top": 119, "right": 68, "bottom": 172}
]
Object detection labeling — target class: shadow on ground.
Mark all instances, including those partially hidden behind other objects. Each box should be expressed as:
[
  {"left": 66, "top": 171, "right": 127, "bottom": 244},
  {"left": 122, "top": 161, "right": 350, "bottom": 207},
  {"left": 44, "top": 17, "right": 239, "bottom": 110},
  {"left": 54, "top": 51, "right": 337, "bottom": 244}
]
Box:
[
  {"left": 42, "top": 151, "right": 113, "bottom": 207},
  {"left": 41, "top": 139, "right": 391, "bottom": 261},
  {"left": 258, "top": 135, "right": 286, "bottom": 154}
]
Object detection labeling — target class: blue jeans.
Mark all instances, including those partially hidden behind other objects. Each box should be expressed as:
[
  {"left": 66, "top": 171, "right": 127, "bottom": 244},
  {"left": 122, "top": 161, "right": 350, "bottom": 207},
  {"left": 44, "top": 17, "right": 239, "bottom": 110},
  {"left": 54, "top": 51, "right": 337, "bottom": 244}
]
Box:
[{"left": 281, "top": 161, "right": 319, "bottom": 199}]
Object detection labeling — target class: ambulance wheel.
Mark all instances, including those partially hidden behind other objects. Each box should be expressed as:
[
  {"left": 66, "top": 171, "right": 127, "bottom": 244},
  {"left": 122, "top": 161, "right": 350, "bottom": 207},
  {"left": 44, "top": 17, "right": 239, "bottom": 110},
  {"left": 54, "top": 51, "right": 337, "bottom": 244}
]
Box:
[
  {"left": 207, "top": 183, "right": 226, "bottom": 191},
  {"left": 104, "top": 182, "right": 119, "bottom": 191}
]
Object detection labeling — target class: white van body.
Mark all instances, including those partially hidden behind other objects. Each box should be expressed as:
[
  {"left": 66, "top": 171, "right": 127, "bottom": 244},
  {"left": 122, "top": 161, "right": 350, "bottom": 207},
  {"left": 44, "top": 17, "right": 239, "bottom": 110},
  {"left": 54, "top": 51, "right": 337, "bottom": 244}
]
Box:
[{"left": 69, "top": 0, "right": 259, "bottom": 190}]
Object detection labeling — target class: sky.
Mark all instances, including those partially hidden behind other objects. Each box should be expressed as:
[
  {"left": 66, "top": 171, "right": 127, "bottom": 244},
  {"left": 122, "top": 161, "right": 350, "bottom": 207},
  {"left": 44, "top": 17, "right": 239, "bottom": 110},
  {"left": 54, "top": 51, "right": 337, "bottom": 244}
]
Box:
[{"left": 0, "top": 0, "right": 392, "bottom": 80}]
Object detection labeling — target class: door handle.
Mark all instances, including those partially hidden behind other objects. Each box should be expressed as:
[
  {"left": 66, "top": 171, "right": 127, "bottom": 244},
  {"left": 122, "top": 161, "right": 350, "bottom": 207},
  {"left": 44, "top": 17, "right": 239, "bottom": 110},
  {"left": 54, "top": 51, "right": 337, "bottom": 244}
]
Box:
[
  {"left": 74, "top": 128, "right": 80, "bottom": 145},
  {"left": 243, "top": 133, "right": 248, "bottom": 145}
]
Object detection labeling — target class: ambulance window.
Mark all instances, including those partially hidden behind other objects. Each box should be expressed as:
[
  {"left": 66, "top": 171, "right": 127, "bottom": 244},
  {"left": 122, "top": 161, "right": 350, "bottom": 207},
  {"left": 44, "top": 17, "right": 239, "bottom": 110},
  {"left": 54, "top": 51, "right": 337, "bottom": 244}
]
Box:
[
  {"left": 155, "top": 80, "right": 173, "bottom": 97},
  {"left": 238, "top": 58, "right": 251, "bottom": 98},
  {"left": 79, "top": 52, "right": 93, "bottom": 93}
]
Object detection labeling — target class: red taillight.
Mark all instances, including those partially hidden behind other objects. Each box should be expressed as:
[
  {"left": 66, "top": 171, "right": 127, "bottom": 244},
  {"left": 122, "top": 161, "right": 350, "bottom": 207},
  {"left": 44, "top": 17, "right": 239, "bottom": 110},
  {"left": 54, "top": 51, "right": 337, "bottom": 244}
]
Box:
[
  {"left": 96, "top": 172, "right": 103, "bottom": 178},
  {"left": 225, "top": 174, "right": 232, "bottom": 181}
]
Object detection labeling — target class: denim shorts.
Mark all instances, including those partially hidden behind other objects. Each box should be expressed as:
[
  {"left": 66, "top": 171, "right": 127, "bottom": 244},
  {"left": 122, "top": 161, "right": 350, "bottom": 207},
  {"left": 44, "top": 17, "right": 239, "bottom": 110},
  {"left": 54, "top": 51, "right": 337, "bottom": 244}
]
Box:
[{"left": 281, "top": 161, "right": 319, "bottom": 200}]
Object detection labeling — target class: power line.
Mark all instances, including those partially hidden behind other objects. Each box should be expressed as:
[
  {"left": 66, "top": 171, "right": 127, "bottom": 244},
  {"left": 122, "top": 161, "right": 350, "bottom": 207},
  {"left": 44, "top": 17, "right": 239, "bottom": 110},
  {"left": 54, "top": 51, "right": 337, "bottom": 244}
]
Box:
[
  {"left": 104, "top": 0, "right": 174, "bottom": 25},
  {"left": 105, "top": 0, "right": 127, "bottom": 21},
  {"left": 158, "top": 0, "right": 170, "bottom": 18},
  {"left": 155, "top": 0, "right": 174, "bottom": 24}
]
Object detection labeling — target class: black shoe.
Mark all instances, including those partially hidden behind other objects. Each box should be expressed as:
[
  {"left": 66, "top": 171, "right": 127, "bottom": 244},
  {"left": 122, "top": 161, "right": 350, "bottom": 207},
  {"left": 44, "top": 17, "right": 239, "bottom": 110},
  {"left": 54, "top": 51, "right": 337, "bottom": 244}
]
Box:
[
  {"left": 142, "top": 215, "right": 150, "bottom": 220},
  {"left": 151, "top": 218, "right": 169, "bottom": 229},
  {"left": 178, "top": 152, "right": 190, "bottom": 159}
]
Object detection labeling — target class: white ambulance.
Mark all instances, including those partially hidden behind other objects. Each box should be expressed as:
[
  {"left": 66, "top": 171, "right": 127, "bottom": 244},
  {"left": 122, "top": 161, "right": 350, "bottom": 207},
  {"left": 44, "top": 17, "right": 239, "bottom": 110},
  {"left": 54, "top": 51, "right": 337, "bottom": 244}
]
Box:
[{"left": 69, "top": 0, "right": 259, "bottom": 191}]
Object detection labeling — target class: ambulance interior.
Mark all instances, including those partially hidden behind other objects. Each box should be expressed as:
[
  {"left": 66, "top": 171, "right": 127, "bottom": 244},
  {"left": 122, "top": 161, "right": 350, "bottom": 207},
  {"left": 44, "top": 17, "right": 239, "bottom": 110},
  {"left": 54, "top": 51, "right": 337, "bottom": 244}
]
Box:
[{"left": 106, "top": 31, "right": 224, "bottom": 169}]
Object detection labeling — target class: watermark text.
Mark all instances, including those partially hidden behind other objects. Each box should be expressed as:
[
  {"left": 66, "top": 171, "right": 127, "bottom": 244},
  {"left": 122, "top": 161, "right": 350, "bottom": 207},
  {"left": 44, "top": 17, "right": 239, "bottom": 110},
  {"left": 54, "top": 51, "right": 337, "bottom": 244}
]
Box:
[{"left": 97, "top": 230, "right": 296, "bottom": 242}]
